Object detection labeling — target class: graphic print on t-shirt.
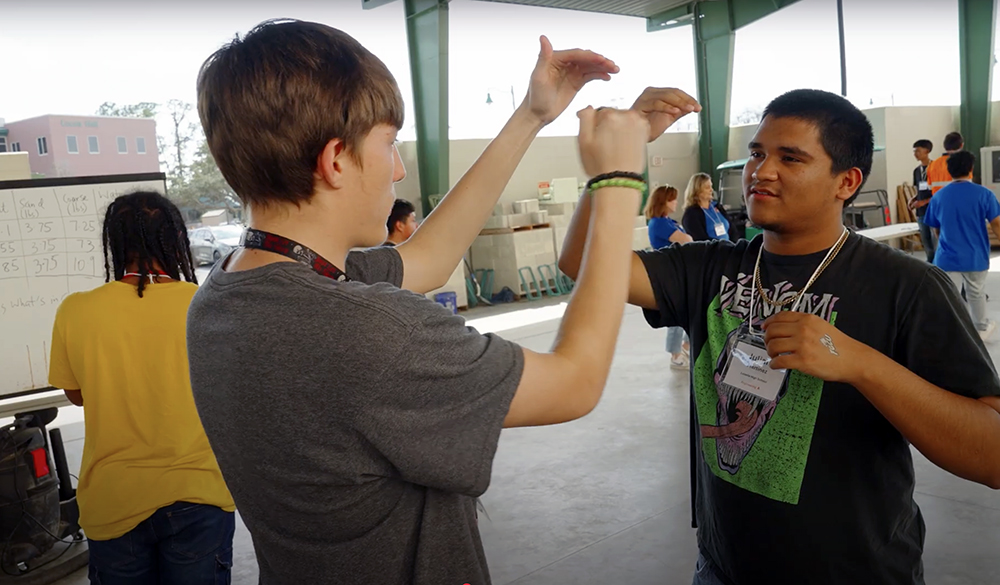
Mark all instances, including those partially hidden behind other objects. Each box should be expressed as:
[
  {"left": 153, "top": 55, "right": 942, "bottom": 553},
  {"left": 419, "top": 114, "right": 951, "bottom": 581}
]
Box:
[{"left": 695, "top": 272, "right": 839, "bottom": 505}]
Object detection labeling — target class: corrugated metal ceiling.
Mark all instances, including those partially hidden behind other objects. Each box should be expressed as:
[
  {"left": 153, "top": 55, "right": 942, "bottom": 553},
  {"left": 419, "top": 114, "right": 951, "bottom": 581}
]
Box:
[{"left": 476, "top": 0, "right": 691, "bottom": 19}]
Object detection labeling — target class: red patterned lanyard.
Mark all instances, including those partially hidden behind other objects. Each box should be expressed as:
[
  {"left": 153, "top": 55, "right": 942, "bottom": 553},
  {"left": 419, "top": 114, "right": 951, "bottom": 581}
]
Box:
[{"left": 241, "top": 228, "right": 351, "bottom": 282}]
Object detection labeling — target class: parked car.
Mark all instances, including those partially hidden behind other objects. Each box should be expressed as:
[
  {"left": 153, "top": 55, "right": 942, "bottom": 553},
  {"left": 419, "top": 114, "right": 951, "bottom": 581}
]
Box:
[{"left": 189, "top": 225, "right": 244, "bottom": 265}]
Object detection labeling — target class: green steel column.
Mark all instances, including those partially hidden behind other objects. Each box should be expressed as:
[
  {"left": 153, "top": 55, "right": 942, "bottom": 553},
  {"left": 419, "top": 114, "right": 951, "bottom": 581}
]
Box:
[
  {"left": 404, "top": 0, "right": 449, "bottom": 216},
  {"left": 692, "top": 1, "right": 735, "bottom": 181},
  {"left": 958, "top": 0, "right": 996, "bottom": 181}
]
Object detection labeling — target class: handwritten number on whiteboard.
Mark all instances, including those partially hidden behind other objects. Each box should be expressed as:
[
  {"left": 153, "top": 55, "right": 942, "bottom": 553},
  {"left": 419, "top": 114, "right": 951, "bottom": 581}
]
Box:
[{"left": 69, "top": 219, "right": 96, "bottom": 233}]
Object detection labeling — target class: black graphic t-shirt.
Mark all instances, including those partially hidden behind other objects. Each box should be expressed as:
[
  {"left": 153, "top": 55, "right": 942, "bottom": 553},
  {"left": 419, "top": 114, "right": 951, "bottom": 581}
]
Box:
[{"left": 638, "top": 233, "right": 1000, "bottom": 585}]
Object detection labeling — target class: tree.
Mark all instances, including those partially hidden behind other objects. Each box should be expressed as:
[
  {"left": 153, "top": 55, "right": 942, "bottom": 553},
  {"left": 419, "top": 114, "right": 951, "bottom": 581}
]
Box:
[
  {"left": 169, "top": 138, "right": 241, "bottom": 221},
  {"left": 95, "top": 101, "right": 158, "bottom": 119},
  {"left": 732, "top": 105, "right": 764, "bottom": 126},
  {"left": 164, "top": 99, "right": 198, "bottom": 184},
  {"left": 95, "top": 99, "right": 207, "bottom": 220}
]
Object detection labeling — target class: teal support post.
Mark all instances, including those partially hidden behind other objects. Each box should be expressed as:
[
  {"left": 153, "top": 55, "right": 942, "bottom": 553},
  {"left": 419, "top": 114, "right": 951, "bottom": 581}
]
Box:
[
  {"left": 404, "top": 0, "right": 450, "bottom": 216},
  {"left": 692, "top": 1, "right": 735, "bottom": 183},
  {"left": 649, "top": 1, "right": 802, "bottom": 182},
  {"left": 958, "top": 0, "right": 997, "bottom": 181}
]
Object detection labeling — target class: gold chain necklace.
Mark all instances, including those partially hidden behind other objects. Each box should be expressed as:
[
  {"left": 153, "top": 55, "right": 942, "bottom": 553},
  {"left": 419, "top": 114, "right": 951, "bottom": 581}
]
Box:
[{"left": 753, "top": 228, "right": 850, "bottom": 310}]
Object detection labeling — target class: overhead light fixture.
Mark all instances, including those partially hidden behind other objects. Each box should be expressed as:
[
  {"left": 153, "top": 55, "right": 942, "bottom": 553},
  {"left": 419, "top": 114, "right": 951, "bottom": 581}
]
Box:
[{"left": 666, "top": 19, "right": 678, "bottom": 25}]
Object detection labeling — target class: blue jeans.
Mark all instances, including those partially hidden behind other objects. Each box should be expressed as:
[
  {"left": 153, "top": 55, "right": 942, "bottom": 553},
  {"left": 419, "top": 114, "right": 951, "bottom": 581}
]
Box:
[
  {"left": 88, "top": 502, "right": 235, "bottom": 585},
  {"left": 691, "top": 553, "right": 729, "bottom": 585},
  {"left": 917, "top": 215, "right": 936, "bottom": 263},
  {"left": 667, "top": 327, "right": 688, "bottom": 355}
]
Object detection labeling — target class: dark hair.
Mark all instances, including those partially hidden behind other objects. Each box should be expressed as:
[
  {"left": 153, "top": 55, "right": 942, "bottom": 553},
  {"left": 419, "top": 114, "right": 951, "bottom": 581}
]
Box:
[
  {"left": 387, "top": 199, "right": 416, "bottom": 234},
  {"left": 944, "top": 132, "right": 964, "bottom": 152},
  {"left": 102, "top": 191, "right": 197, "bottom": 297},
  {"left": 946, "top": 150, "right": 975, "bottom": 178},
  {"left": 762, "top": 89, "right": 873, "bottom": 205},
  {"left": 913, "top": 139, "right": 933, "bottom": 151},
  {"left": 197, "top": 19, "right": 405, "bottom": 210}
]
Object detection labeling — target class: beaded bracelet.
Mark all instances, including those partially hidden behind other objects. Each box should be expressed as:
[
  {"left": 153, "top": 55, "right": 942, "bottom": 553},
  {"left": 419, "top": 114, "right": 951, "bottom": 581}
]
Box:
[
  {"left": 588, "top": 171, "right": 645, "bottom": 187},
  {"left": 589, "top": 178, "right": 647, "bottom": 194}
]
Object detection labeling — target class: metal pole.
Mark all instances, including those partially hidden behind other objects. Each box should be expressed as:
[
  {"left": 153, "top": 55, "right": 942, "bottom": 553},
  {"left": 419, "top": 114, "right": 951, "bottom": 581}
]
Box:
[{"left": 837, "top": 0, "right": 847, "bottom": 97}]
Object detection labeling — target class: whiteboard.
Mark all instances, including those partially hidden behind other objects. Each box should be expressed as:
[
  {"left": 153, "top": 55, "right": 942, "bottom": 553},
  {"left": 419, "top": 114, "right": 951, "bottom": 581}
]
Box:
[{"left": 0, "top": 173, "right": 168, "bottom": 398}]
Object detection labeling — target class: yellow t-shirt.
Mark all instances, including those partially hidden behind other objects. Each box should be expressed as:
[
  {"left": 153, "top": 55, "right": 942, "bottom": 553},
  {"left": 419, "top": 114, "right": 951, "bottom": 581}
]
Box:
[{"left": 48, "top": 281, "right": 234, "bottom": 541}]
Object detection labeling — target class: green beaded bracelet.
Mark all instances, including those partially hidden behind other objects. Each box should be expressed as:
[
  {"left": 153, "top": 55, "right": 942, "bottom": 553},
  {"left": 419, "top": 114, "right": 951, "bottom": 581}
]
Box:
[{"left": 589, "top": 178, "right": 647, "bottom": 194}]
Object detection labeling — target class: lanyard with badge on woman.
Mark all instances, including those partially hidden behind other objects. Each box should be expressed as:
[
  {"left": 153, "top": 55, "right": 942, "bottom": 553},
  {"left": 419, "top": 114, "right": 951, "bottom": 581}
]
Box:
[
  {"left": 718, "top": 228, "right": 850, "bottom": 400},
  {"left": 708, "top": 205, "right": 727, "bottom": 238}
]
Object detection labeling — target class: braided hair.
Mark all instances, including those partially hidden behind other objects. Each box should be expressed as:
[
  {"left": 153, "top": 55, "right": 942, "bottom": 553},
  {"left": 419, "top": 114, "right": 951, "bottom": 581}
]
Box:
[{"left": 101, "top": 190, "right": 198, "bottom": 297}]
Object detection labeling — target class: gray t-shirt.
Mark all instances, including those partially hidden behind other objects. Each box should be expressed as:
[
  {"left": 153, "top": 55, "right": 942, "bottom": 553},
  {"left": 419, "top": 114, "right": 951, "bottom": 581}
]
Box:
[{"left": 187, "top": 247, "right": 523, "bottom": 584}]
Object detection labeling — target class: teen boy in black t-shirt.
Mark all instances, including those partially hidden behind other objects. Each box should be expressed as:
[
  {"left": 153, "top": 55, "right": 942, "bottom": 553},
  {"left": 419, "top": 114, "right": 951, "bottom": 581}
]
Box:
[{"left": 560, "top": 88, "right": 1000, "bottom": 585}]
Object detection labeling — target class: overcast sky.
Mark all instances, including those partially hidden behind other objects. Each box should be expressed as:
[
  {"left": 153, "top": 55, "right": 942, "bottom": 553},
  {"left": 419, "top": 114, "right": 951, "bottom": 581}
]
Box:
[{"left": 0, "top": 0, "right": 971, "bottom": 142}]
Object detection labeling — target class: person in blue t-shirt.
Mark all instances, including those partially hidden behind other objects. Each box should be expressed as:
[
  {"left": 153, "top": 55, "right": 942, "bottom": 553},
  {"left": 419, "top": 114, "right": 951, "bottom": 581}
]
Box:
[
  {"left": 646, "top": 184, "right": 693, "bottom": 248},
  {"left": 681, "top": 172, "right": 730, "bottom": 242},
  {"left": 923, "top": 149, "right": 1000, "bottom": 340},
  {"left": 644, "top": 185, "right": 693, "bottom": 369}
]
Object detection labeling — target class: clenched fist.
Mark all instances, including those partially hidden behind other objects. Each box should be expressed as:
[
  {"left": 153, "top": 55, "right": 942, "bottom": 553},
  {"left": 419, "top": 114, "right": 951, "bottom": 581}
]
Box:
[
  {"left": 762, "top": 312, "right": 867, "bottom": 384},
  {"left": 577, "top": 107, "right": 650, "bottom": 177}
]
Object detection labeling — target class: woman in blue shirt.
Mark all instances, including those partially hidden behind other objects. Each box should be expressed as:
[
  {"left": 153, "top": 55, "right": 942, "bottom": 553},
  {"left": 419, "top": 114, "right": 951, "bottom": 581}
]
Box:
[
  {"left": 681, "top": 172, "right": 731, "bottom": 242},
  {"left": 645, "top": 185, "right": 693, "bottom": 369}
]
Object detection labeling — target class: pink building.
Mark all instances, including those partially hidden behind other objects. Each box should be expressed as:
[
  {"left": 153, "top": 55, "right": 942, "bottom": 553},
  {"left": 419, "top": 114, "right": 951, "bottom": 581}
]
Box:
[{"left": 1, "top": 115, "right": 159, "bottom": 178}]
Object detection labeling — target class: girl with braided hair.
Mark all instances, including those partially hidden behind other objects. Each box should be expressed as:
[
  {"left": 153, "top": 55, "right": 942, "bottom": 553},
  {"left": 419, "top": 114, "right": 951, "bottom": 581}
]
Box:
[{"left": 48, "top": 191, "right": 235, "bottom": 584}]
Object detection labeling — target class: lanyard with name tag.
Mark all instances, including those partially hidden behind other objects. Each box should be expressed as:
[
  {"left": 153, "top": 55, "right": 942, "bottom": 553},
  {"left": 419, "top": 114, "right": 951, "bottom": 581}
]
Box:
[
  {"left": 709, "top": 208, "right": 727, "bottom": 237},
  {"left": 717, "top": 229, "right": 849, "bottom": 401},
  {"left": 721, "top": 323, "right": 788, "bottom": 401}
]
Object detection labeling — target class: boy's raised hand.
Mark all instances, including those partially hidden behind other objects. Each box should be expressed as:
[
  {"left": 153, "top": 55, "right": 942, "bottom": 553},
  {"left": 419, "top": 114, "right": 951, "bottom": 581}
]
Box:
[
  {"left": 630, "top": 87, "right": 701, "bottom": 142},
  {"left": 523, "top": 36, "right": 619, "bottom": 126}
]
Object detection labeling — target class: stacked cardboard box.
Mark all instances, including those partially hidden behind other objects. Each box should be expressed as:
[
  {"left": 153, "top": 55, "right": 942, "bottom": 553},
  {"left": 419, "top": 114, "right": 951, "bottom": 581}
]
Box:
[
  {"left": 470, "top": 228, "right": 557, "bottom": 297},
  {"left": 531, "top": 210, "right": 549, "bottom": 224},
  {"left": 493, "top": 203, "right": 513, "bottom": 215},
  {"left": 425, "top": 261, "right": 468, "bottom": 309},
  {"left": 632, "top": 226, "right": 651, "bottom": 251},
  {"left": 540, "top": 201, "right": 577, "bottom": 216},
  {"left": 512, "top": 199, "right": 541, "bottom": 214},
  {"left": 484, "top": 215, "right": 511, "bottom": 230},
  {"left": 506, "top": 213, "right": 534, "bottom": 228}
]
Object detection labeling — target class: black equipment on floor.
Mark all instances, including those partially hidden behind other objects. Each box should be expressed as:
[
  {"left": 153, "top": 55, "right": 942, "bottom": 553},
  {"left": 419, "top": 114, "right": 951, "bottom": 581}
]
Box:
[{"left": 0, "top": 408, "right": 86, "bottom": 581}]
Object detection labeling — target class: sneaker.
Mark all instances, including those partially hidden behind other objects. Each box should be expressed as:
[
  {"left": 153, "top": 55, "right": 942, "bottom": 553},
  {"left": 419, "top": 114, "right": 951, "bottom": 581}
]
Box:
[
  {"left": 671, "top": 354, "right": 690, "bottom": 370},
  {"left": 980, "top": 320, "right": 997, "bottom": 341}
]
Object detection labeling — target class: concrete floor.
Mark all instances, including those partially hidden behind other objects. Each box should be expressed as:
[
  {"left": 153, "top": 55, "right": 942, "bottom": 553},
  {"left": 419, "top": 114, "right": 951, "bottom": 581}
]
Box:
[{"left": 53, "top": 263, "right": 1000, "bottom": 584}]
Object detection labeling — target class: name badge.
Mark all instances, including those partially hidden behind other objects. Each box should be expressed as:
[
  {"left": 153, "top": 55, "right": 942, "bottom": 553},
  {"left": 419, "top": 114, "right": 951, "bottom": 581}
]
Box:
[
  {"left": 919, "top": 181, "right": 929, "bottom": 191},
  {"left": 721, "top": 336, "right": 788, "bottom": 401},
  {"left": 714, "top": 222, "right": 727, "bottom": 237}
]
